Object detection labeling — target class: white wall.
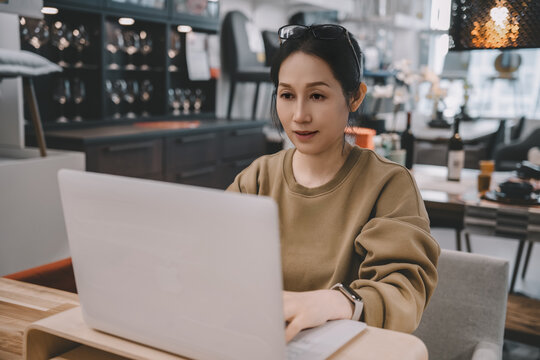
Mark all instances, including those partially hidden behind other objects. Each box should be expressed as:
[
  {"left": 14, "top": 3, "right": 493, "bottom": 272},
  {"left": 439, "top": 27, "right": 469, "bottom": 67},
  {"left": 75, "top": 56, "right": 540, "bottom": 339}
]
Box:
[
  {"left": 0, "top": 148, "right": 85, "bottom": 276},
  {"left": 0, "top": 13, "right": 25, "bottom": 149}
]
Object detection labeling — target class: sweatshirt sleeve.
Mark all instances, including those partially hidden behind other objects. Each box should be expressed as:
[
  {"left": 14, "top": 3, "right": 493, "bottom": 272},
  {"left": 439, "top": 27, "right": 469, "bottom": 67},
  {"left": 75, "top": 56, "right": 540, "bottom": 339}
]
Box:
[
  {"left": 350, "top": 167, "right": 440, "bottom": 333},
  {"left": 226, "top": 159, "right": 260, "bottom": 194}
]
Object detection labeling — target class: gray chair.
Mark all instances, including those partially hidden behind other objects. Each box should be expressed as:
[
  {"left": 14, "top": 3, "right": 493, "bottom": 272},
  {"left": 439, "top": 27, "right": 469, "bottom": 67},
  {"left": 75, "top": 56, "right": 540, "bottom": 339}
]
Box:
[{"left": 414, "top": 249, "right": 509, "bottom": 360}]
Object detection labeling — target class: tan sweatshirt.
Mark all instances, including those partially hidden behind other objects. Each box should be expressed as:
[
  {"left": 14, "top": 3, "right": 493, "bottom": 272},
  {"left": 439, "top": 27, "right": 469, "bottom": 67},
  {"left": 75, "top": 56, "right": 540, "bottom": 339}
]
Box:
[{"left": 227, "top": 146, "right": 440, "bottom": 333}]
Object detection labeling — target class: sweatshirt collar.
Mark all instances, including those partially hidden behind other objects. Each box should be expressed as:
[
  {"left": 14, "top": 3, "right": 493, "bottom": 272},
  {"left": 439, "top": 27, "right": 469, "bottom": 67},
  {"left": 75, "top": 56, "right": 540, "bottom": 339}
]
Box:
[{"left": 283, "top": 146, "right": 361, "bottom": 196}]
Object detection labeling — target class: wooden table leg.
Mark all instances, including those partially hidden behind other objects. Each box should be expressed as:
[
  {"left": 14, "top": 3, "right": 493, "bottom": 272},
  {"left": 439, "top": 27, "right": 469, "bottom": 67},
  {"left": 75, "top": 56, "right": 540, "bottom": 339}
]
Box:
[
  {"left": 509, "top": 239, "right": 526, "bottom": 293},
  {"left": 455, "top": 228, "right": 462, "bottom": 251},
  {"left": 23, "top": 77, "right": 47, "bottom": 157},
  {"left": 464, "top": 231, "right": 472, "bottom": 253},
  {"left": 521, "top": 241, "right": 534, "bottom": 279}
]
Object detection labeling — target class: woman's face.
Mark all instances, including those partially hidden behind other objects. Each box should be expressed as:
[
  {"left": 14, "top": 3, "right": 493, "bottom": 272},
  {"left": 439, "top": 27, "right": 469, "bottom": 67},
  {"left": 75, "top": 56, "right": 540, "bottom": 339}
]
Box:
[{"left": 276, "top": 51, "right": 355, "bottom": 157}]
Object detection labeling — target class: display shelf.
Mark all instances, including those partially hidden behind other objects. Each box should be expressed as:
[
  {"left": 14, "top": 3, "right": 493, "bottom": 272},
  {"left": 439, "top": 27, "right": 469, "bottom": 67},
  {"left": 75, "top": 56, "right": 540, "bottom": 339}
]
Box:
[{"left": 19, "top": 0, "right": 220, "bottom": 130}]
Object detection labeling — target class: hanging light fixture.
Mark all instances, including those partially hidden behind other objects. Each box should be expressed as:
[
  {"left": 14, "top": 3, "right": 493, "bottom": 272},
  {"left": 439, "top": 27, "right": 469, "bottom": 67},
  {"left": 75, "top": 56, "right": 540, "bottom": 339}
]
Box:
[{"left": 448, "top": 0, "right": 540, "bottom": 50}]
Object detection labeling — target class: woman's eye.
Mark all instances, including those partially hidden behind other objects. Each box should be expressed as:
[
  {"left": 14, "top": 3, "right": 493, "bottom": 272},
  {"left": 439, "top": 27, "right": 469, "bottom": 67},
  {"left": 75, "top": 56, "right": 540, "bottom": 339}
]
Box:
[
  {"left": 311, "top": 93, "right": 325, "bottom": 101},
  {"left": 280, "top": 92, "right": 293, "bottom": 100}
]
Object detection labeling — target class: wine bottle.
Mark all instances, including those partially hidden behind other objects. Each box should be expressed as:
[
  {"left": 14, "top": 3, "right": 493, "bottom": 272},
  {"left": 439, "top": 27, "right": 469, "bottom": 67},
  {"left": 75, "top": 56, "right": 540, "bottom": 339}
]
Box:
[
  {"left": 400, "top": 111, "right": 415, "bottom": 169},
  {"left": 447, "top": 118, "right": 464, "bottom": 181}
]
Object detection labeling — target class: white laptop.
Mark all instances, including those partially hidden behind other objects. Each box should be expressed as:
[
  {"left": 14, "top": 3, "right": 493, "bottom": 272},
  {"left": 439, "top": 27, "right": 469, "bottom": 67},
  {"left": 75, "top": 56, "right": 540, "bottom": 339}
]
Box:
[{"left": 58, "top": 169, "right": 365, "bottom": 360}]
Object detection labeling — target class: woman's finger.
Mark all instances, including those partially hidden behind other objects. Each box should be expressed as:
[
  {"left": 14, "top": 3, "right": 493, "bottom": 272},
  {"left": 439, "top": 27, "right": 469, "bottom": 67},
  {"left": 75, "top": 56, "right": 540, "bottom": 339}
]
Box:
[
  {"left": 285, "top": 318, "right": 303, "bottom": 343},
  {"left": 282, "top": 291, "right": 297, "bottom": 320}
]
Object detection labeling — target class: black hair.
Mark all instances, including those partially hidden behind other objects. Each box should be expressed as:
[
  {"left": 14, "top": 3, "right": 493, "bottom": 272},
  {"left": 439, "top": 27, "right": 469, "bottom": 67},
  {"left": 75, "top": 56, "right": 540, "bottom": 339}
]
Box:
[{"left": 269, "top": 26, "right": 364, "bottom": 127}]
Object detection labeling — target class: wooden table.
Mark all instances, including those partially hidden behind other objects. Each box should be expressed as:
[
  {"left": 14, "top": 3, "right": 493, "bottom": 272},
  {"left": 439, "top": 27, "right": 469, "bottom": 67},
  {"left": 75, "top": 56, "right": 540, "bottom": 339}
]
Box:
[
  {"left": 0, "top": 278, "right": 79, "bottom": 360},
  {"left": 413, "top": 165, "right": 509, "bottom": 251},
  {"left": 379, "top": 112, "right": 506, "bottom": 143},
  {"left": 0, "top": 278, "right": 428, "bottom": 360},
  {"left": 413, "top": 164, "right": 539, "bottom": 293}
]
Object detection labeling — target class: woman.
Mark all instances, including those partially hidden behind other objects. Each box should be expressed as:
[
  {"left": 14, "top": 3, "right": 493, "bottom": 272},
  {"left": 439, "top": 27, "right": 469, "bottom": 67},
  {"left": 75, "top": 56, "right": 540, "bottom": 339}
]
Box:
[{"left": 227, "top": 24, "right": 440, "bottom": 342}]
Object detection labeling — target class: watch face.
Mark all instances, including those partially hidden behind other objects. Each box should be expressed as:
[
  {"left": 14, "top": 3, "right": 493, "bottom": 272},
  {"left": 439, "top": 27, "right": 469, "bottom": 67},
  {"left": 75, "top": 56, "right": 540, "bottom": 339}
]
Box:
[{"left": 342, "top": 283, "right": 361, "bottom": 301}]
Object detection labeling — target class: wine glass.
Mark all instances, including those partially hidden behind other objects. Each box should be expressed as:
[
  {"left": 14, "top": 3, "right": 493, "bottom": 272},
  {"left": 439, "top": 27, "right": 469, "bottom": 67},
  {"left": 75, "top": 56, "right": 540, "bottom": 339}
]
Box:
[
  {"left": 168, "top": 30, "right": 181, "bottom": 71},
  {"left": 182, "top": 88, "right": 191, "bottom": 114},
  {"left": 72, "top": 25, "right": 90, "bottom": 67},
  {"left": 106, "top": 28, "right": 125, "bottom": 70},
  {"left": 51, "top": 21, "right": 72, "bottom": 67},
  {"left": 193, "top": 88, "right": 205, "bottom": 114},
  {"left": 139, "top": 30, "right": 153, "bottom": 70},
  {"left": 28, "top": 19, "right": 50, "bottom": 50},
  {"left": 71, "top": 78, "right": 86, "bottom": 122},
  {"left": 140, "top": 79, "right": 154, "bottom": 116},
  {"left": 168, "top": 88, "right": 181, "bottom": 115},
  {"left": 169, "top": 30, "right": 181, "bottom": 58},
  {"left": 53, "top": 78, "right": 71, "bottom": 123},
  {"left": 123, "top": 30, "right": 140, "bottom": 70},
  {"left": 124, "top": 79, "right": 139, "bottom": 118},
  {"left": 106, "top": 79, "right": 125, "bottom": 118}
]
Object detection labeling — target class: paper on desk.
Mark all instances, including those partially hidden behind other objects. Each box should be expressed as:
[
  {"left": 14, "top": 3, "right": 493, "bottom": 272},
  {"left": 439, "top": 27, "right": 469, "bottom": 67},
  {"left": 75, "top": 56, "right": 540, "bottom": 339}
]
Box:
[
  {"left": 414, "top": 177, "right": 476, "bottom": 195},
  {"left": 286, "top": 320, "right": 366, "bottom": 360}
]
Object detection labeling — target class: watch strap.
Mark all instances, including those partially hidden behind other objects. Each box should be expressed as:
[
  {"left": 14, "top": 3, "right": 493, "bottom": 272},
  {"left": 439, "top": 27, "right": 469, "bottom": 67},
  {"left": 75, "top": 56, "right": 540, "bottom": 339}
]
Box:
[{"left": 331, "top": 283, "right": 363, "bottom": 321}]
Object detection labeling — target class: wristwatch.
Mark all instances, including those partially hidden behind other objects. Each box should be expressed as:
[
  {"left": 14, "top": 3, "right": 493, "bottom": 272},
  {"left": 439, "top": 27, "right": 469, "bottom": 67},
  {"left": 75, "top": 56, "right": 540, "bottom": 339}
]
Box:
[{"left": 331, "top": 283, "right": 363, "bottom": 321}]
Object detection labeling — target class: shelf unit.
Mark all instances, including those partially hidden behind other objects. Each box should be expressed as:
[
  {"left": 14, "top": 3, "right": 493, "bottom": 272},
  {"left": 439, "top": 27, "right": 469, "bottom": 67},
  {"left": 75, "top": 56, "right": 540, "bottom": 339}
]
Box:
[{"left": 19, "top": 0, "right": 220, "bottom": 130}]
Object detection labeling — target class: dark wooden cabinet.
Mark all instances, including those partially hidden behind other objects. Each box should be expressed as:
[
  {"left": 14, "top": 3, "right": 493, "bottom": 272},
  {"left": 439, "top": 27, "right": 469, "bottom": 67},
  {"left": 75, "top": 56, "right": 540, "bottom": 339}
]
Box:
[
  {"left": 222, "top": 127, "right": 266, "bottom": 161},
  {"left": 164, "top": 131, "right": 220, "bottom": 186},
  {"left": 86, "top": 139, "right": 163, "bottom": 180},
  {"left": 37, "top": 121, "right": 268, "bottom": 189}
]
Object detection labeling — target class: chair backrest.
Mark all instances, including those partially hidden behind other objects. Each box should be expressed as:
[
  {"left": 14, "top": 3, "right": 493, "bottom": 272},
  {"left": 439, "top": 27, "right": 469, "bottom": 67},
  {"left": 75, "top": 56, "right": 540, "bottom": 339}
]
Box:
[
  {"left": 486, "top": 119, "right": 507, "bottom": 159},
  {"left": 510, "top": 116, "right": 526, "bottom": 141},
  {"left": 262, "top": 30, "right": 279, "bottom": 67},
  {"left": 440, "top": 51, "right": 470, "bottom": 80},
  {"left": 221, "top": 11, "right": 265, "bottom": 73},
  {"left": 413, "top": 249, "right": 509, "bottom": 360},
  {"left": 494, "top": 126, "right": 540, "bottom": 170}
]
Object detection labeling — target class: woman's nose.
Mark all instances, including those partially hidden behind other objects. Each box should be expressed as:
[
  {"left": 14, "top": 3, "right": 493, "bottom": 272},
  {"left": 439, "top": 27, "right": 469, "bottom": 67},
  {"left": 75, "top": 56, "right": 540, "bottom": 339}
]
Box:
[{"left": 292, "top": 100, "right": 311, "bottom": 123}]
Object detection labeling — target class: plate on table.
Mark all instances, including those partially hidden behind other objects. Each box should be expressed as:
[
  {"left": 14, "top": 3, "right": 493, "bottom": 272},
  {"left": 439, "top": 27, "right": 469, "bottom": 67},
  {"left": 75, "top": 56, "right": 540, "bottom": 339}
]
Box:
[{"left": 482, "top": 190, "right": 540, "bottom": 206}]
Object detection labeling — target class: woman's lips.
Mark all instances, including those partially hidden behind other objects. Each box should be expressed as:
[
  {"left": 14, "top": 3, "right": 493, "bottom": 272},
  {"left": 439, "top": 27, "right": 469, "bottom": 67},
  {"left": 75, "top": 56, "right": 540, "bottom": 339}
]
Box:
[{"left": 294, "top": 130, "right": 318, "bottom": 141}]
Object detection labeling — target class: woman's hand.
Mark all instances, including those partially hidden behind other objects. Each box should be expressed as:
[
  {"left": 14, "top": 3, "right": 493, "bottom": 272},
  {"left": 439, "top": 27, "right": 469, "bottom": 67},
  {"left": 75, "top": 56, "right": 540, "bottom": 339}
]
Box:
[{"left": 283, "top": 289, "right": 354, "bottom": 342}]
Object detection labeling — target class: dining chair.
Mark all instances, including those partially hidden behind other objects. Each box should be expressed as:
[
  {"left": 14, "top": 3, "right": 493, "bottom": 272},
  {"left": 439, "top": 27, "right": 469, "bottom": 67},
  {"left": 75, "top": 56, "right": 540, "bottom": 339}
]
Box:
[
  {"left": 510, "top": 116, "right": 526, "bottom": 141},
  {"left": 220, "top": 11, "right": 271, "bottom": 120},
  {"left": 494, "top": 127, "right": 540, "bottom": 171},
  {"left": 262, "top": 30, "right": 279, "bottom": 67},
  {"left": 414, "top": 249, "right": 509, "bottom": 360}
]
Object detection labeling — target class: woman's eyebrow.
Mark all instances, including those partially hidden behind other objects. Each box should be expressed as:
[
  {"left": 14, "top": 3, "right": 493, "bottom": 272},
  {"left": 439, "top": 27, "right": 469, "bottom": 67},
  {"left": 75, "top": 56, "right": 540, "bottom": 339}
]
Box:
[
  {"left": 278, "top": 81, "right": 330, "bottom": 88},
  {"left": 306, "top": 81, "right": 330, "bottom": 88}
]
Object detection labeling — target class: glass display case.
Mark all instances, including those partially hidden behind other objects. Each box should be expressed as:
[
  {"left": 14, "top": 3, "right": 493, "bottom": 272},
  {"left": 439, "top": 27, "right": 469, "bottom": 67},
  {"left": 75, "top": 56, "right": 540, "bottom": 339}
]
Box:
[
  {"left": 19, "top": 0, "right": 219, "bottom": 127},
  {"left": 171, "top": 0, "right": 219, "bottom": 30},
  {"left": 19, "top": 10, "right": 102, "bottom": 124},
  {"left": 110, "top": 0, "right": 166, "bottom": 10},
  {"left": 172, "top": 0, "right": 219, "bottom": 19}
]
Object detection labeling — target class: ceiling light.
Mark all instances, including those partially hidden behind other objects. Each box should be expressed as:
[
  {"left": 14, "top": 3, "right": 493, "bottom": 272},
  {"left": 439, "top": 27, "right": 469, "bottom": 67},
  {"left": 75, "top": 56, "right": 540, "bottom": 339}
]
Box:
[
  {"left": 118, "top": 17, "right": 135, "bottom": 26},
  {"left": 177, "top": 25, "right": 192, "bottom": 33},
  {"left": 41, "top": 7, "right": 59, "bottom": 15}
]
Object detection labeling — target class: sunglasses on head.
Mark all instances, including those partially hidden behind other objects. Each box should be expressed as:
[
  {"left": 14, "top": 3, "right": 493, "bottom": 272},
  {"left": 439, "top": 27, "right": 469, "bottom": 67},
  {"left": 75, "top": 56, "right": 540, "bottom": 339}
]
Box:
[{"left": 277, "top": 24, "right": 361, "bottom": 79}]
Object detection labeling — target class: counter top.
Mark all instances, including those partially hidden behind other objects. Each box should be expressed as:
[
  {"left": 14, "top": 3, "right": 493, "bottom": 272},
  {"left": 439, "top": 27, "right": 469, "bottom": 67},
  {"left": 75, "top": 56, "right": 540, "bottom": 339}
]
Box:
[{"left": 28, "top": 119, "right": 269, "bottom": 151}]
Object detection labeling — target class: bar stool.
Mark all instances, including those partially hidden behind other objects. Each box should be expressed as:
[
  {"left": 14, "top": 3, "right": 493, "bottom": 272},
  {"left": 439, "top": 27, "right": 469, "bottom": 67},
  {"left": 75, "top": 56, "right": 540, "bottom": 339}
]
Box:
[
  {"left": 0, "top": 48, "right": 61, "bottom": 156},
  {"left": 221, "top": 11, "right": 271, "bottom": 120}
]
